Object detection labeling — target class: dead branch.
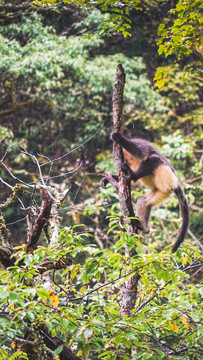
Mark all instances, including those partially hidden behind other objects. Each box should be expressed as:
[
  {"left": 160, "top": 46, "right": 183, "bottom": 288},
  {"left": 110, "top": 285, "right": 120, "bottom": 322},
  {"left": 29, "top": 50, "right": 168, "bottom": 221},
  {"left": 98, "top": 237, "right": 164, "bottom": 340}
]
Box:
[
  {"left": 0, "top": 99, "right": 33, "bottom": 116},
  {"left": 25, "top": 189, "right": 52, "bottom": 252},
  {"left": 38, "top": 255, "right": 72, "bottom": 274}
]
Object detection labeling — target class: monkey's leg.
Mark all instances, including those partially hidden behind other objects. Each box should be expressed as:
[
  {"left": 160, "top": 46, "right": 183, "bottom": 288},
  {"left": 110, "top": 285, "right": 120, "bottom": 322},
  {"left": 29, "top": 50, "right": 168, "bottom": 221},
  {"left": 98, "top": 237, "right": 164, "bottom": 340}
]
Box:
[
  {"left": 136, "top": 195, "right": 152, "bottom": 231},
  {"left": 136, "top": 189, "right": 170, "bottom": 230}
]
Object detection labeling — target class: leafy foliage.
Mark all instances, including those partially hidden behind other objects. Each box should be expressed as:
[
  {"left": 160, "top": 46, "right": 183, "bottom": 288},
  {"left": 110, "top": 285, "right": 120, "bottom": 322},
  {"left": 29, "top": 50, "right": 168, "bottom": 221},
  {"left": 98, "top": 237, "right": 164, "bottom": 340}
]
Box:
[
  {"left": 32, "top": 0, "right": 203, "bottom": 71},
  {"left": 0, "top": 223, "right": 202, "bottom": 359},
  {"left": 155, "top": 0, "right": 203, "bottom": 86},
  {"left": 0, "top": 10, "right": 164, "bottom": 154},
  {"left": 157, "top": 0, "right": 203, "bottom": 61},
  {"left": 32, "top": 0, "right": 150, "bottom": 37}
]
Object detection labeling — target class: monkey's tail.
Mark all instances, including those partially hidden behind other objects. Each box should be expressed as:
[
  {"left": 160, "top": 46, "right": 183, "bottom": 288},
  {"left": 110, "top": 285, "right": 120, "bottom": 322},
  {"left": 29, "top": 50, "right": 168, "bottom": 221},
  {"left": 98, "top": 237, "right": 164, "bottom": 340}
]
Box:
[{"left": 172, "top": 184, "right": 189, "bottom": 253}]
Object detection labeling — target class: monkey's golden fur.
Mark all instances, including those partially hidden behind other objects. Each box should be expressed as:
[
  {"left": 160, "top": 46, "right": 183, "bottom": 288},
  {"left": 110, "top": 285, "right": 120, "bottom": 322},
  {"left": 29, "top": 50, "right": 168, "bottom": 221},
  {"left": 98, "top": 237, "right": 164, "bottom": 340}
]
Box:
[{"left": 123, "top": 149, "right": 178, "bottom": 206}]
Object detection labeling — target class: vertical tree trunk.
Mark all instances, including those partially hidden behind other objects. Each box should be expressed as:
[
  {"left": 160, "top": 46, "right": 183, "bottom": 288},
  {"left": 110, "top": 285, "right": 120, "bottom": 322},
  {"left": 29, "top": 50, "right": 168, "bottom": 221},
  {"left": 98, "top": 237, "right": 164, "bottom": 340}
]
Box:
[{"left": 112, "top": 64, "right": 140, "bottom": 319}]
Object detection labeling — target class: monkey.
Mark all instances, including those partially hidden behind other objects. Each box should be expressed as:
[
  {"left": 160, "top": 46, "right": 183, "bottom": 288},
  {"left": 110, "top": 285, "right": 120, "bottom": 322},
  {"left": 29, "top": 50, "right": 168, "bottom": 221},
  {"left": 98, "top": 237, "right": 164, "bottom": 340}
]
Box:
[{"left": 101, "top": 131, "right": 189, "bottom": 253}]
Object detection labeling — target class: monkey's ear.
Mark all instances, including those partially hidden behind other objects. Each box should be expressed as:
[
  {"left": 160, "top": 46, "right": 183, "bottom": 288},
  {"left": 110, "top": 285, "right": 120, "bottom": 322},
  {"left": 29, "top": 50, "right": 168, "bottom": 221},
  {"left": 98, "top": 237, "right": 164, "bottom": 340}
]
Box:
[{"left": 110, "top": 131, "right": 122, "bottom": 142}]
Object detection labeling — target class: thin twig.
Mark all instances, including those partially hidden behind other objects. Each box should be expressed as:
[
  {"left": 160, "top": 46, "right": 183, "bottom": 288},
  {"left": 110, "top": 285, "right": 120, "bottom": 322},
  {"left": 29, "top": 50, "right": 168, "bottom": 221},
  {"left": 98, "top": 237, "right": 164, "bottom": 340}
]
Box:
[
  {"left": 46, "top": 161, "right": 83, "bottom": 181},
  {"left": 67, "top": 262, "right": 154, "bottom": 302},
  {"left": 186, "top": 175, "right": 202, "bottom": 183},
  {"left": 21, "top": 147, "right": 46, "bottom": 187},
  {"left": 146, "top": 322, "right": 169, "bottom": 357},
  {"left": 187, "top": 228, "right": 203, "bottom": 251},
  {"left": 52, "top": 269, "right": 69, "bottom": 296},
  {"left": 0, "top": 177, "right": 14, "bottom": 190},
  {"left": 6, "top": 216, "right": 27, "bottom": 226},
  {"left": 20, "top": 147, "right": 56, "bottom": 200},
  {"left": 0, "top": 136, "right": 6, "bottom": 144},
  {"left": 41, "top": 124, "right": 104, "bottom": 166},
  {"left": 0, "top": 161, "right": 32, "bottom": 188}
]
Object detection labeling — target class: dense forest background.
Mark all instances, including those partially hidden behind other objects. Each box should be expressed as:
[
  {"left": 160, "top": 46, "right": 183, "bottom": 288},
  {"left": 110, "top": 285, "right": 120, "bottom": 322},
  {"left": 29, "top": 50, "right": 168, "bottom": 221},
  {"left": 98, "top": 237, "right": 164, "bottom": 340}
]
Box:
[{"left": 0, "top": 0, "right": 202, "bottom": 359}]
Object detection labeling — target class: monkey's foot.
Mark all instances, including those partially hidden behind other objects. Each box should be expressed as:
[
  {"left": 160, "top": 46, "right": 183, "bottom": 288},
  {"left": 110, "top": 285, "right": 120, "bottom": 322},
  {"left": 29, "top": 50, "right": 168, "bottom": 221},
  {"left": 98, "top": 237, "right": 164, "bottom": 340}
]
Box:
[{"left": 135, "top": 218, "right": 145, "bottom": 231}]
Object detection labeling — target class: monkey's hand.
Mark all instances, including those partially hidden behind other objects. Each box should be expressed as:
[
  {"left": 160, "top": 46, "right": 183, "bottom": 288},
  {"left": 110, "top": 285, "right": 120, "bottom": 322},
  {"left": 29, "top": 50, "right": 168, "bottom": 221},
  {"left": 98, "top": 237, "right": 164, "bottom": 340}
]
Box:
[
  {"left": 110, "top": 131, "right": 122, "bottom": 143},
  {"left": 121, "top": 162, "right": 131, "bottom": 176},
  {"left": 121, "top": 163, "right": 139, "bottom": 182}
]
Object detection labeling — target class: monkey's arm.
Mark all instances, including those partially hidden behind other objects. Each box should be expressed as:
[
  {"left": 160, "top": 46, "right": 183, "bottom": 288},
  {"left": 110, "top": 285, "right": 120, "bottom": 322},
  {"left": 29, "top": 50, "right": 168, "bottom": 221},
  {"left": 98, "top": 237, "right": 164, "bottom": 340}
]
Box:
[
  {"left": 111, "top": 131, "right": 149, "bottom": 159},
  {"left": 122, "top": 155, "right": 162, "bottom": 182},
  {"left": 100, "top": 155, "right": 162, "bottom": 189}
]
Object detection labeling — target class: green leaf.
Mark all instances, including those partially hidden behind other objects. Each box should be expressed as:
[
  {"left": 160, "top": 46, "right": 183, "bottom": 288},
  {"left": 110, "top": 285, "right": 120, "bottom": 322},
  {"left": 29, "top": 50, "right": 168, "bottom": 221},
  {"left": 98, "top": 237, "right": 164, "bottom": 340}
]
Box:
[
  {"left": 36, "top": 289, "right": 50, "bottom": 301},
  {"left": 9, "top": 292, "right": 19, "bottom": 302},
  {"left": 54, "top": 345, "right": 64, "bottom": 355},
  {"left": 135, "top": 247, "right": 143, "bottom": 255},
  {"left": 26, "top": 310, "right": 37, "bottom": 322}
]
